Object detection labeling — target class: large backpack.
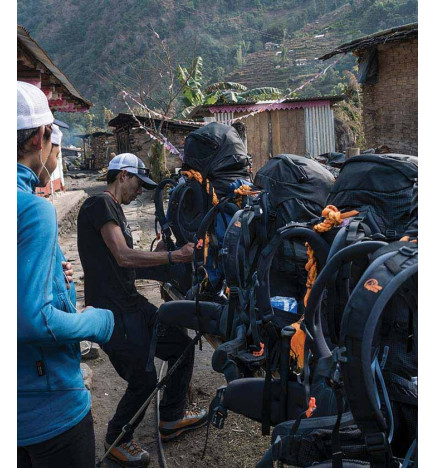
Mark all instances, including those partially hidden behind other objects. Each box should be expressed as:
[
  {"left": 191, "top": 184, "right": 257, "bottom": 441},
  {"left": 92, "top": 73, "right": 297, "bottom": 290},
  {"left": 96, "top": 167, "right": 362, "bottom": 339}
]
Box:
[
  {"left": 256, "top": 241, "right": 417, "bottom": 468},
  {"left": 157, "top": 122, "right": 251, "bottom": 247},
  {"left": 206, "top": 155, "right": 418, "bottom": 439},
  {"left": 327, "top": 154, "right": 418, "bottom": 239}
]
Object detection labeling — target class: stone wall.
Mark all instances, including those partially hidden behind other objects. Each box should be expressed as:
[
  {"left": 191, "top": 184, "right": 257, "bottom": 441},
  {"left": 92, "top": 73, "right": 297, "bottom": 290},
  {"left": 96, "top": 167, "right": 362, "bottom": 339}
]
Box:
[
  {"left": 114, "top": 127, "right": 189, "bottom": 177},
  {"left": 360, "top": 38, "right": 418, "bottom": 155}
]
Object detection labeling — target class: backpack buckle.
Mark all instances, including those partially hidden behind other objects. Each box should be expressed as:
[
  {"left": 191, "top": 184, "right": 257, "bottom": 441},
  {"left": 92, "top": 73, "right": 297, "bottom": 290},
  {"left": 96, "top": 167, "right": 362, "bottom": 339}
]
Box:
[
  {"left": 332, "top": 346, "right": 348, "bottom": 363},
  {"left": 385, "top": 229, "right": 397, "bottom": 238},
  {"left": 399, "top": 246, "right": 418, "bottom": 257},
  {"left": 254, "top": 204, "right": 263, "bottom": 218},
  {"left": 211, "top": 406, "right": 227, "bottom": 429},
  {"left": 210, "top": 386, "right": 228, "bottom": 430},
  {"left": 219, "top": 247, "right": 228, "bottom": 256}
]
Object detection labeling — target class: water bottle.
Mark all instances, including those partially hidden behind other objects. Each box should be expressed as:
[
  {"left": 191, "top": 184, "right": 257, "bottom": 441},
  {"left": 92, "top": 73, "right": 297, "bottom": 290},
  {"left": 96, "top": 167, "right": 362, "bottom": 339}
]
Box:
[{"left": 270, "top": 296, "right": 298, "bottom": 314}]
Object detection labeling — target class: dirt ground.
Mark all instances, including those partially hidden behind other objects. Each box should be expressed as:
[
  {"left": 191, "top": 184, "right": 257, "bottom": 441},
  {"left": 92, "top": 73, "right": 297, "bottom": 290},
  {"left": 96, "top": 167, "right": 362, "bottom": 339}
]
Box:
[{"left": 60, "top": 172, "right": 271, "bottom": 468}]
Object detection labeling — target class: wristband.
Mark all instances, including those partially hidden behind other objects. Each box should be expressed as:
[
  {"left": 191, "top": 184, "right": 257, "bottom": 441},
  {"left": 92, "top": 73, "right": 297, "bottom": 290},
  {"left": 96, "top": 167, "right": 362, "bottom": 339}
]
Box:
[{"left": 168, "top": 250, "right": 175, "bottom": 265}]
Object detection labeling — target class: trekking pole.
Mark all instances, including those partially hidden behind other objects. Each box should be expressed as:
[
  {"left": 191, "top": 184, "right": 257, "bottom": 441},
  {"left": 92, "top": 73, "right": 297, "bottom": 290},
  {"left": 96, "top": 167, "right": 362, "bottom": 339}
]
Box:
[
  {"left": 96, "top": 330, "right": 202, "bottom": 467},
  {"left": 280, "top": 326, "right": 296, "bottom": 423}
]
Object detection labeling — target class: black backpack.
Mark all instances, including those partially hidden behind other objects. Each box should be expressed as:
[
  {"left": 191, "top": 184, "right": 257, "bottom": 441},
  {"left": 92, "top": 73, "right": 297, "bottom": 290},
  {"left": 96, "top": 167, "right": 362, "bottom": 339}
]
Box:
[
  {"left": 155, "top": 122, "right": 251, "bottom": 248},
  {"left": 327, "top": 154, "right": 418, "bottom": 239},
  {"left": 256, "top": 241, "right": 417, "bottom": 468}
]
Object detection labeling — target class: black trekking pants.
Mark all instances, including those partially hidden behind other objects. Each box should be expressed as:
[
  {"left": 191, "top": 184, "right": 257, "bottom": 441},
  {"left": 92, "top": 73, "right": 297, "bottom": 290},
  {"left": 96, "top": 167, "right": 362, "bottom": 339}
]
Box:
[
  {"left": 103, "top": 302, "right": 194, "bottom": 445},
  {"left": 17, "top": 410, "right": 95, "bottom": 468}
]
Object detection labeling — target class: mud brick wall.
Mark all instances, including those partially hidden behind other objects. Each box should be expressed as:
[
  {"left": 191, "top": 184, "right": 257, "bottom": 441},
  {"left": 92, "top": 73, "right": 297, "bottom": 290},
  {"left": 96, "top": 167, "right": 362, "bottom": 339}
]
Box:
[
  {"left": 116, "top": 127, "right": 189, "bottom": 175},
  {"left": 92, "top": 134, "right": 117, "bottom": 169},
  {"left": 360, "top": 38, "right": 418, "bottom": 155}
]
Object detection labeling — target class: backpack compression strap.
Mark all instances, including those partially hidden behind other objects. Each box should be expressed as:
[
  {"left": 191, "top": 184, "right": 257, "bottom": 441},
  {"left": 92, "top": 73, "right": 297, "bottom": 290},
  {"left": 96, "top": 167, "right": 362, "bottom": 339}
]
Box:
[
  {"left": 167, "top": 178, "right": 212, "bottom": 245},
  {"left": 154, "top": 178, "right": 177, "bottom": 251},
  {"left": 339, "top": 242, "right": 418, "bottom": 467}
]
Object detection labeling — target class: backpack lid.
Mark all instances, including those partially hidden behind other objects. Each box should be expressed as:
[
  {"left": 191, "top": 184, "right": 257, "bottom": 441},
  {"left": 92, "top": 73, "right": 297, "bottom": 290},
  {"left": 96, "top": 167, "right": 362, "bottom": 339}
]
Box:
[
  {"left": 329, "top": 154, "right": 418, "bottom": 195},
  {"left": 183, "top": 122, "right": 250, "bottom": 181},
  {"left": 254, "top": 154, "right": 335, "bottom": 209}
]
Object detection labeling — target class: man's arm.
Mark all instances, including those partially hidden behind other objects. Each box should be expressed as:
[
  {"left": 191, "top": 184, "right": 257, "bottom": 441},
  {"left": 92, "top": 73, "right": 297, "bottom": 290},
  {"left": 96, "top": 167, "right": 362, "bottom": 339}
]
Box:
[
  {"left": 18, "top": 200, "right": 114, "bottom": 346},
  {"left": 100, "top": 221, "right": 193, "bottom": 268}
]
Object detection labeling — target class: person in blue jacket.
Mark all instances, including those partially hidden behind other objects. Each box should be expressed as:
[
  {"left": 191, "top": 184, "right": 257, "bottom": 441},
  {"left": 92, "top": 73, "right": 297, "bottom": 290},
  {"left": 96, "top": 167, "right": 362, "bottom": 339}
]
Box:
[{"left": 17, "top": 81, "right": 114, "bottom": 468}]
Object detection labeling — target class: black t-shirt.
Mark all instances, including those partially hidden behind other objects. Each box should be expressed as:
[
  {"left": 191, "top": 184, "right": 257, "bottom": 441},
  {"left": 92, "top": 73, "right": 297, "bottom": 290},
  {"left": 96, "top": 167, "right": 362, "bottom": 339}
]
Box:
[{"left": 77, "top": 193, "right": 142, "bottom": 316}]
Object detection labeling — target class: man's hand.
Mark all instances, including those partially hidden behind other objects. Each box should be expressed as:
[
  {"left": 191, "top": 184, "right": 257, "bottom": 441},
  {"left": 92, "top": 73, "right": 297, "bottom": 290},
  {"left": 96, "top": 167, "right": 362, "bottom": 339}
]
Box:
[
  {"left": 171, "top": 242, "right": 195, "bottom": 263},
  {"left": 62, "top": 261, "right": 74, "bottom": 289}
]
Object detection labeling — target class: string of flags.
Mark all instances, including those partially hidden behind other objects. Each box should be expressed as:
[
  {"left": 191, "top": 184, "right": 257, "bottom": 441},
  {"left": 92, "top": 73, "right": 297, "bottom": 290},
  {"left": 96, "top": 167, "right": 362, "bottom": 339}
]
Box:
[
  {"left": 122, "top": 93, "right": 183, "bottom": 157},
  {"left": 122, "top": 55, "right": 343, "bottom": 157}
]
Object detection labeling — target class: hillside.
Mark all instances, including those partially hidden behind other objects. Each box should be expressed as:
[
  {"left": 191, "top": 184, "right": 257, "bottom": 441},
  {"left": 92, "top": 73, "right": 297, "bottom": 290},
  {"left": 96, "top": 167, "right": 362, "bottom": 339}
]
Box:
[{"left": 18, "top": 0, "right": 417, "bottom": 128}]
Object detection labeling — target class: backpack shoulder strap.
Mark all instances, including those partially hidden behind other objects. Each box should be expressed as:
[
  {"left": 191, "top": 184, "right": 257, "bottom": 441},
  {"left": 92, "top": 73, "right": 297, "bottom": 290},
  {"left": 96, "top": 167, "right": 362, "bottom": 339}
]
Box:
[{"left": 340, "top": 243, "right": 418, "bottom": 467}]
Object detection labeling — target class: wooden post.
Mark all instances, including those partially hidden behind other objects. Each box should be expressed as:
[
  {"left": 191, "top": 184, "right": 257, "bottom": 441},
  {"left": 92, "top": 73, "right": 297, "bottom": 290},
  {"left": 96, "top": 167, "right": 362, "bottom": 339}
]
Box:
[{"left": 346, "top": 147, "right": 360, "bottom": 159}]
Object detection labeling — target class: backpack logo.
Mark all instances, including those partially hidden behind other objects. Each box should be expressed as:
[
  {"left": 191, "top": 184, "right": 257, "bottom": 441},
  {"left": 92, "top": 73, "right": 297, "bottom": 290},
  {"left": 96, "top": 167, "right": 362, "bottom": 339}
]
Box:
[{"left": 364, "top": 278, "right": 383, "bottom": 293}]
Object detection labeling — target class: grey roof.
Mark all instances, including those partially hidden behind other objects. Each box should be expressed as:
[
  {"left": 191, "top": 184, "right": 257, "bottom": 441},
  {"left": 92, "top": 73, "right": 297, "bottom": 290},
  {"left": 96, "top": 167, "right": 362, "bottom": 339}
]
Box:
[
  {"left": 319, "top": 22, "right": 418, "bottom": 61},
  {"left": 108, "top": 113, "right": 201, "bottom": 132},
  {"left": 18, "top": 25, "right": 92, "bottom": 108}
]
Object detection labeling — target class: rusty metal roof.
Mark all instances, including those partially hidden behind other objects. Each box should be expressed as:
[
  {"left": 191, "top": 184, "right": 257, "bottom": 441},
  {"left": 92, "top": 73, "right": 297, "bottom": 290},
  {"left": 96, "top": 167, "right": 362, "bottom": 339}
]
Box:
[
  {"left": 108, "top": 113, "right": 201, "bottom": 132},
  {"left": 17, "top": 25, "right": 92, "bottom": 108},
  {"left": 318, "top": 22, "right": 418, "bottom": 61}
]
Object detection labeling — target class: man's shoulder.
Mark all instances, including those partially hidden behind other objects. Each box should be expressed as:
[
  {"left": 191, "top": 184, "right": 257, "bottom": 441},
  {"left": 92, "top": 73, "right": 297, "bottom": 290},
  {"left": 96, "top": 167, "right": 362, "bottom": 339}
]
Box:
[
  {"left": 80, "top": 193, "right": 114, "bottom": 214},
  {"left": 18, "top": 191, "right": 56, "bottom": 221}
]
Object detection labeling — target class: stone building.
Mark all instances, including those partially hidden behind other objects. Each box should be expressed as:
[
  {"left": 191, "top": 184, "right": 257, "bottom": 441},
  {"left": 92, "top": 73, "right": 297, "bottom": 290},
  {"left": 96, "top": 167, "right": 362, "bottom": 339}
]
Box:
[
  {"left": 189, "top": 96, "right": 343, "bottom": 173},
  {"left": 320, "top": 23, "right": 418, "bottom": 155},
  {"left": 108, "top": 114, "right": 200, "bottom": 175}
]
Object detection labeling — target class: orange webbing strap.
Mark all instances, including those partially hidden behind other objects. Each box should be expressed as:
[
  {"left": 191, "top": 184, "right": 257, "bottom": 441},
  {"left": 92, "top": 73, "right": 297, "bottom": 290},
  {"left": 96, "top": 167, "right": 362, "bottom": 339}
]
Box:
[
  {"left": 290, "top": 319, "right": 306, "bottom": 370},
  {"left": 303, "top": 242, "right": 318, "bottom": 308},
  {"left": 305, "top": 397, "right": 317, "bottom": 418},
  {"left": 181, "top": 169, "right": 219, "bottom": 206},
  {"left": 233, "top": 185, "right": 261, "bottom": 208},
  {"left": 196, "top": 234, "right": 211, "bottom": 264},
  {"left": 400, "top": 235, "right": 418, "bottom": 243},
  {"left": 313, "top": 205, "right": 359, "bottom": 233}
]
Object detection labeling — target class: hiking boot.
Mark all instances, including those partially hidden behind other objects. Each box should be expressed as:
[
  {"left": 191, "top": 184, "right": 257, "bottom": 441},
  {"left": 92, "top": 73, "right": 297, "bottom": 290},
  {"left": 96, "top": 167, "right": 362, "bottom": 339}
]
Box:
[
  {"left": 159, "top": 408, "right": 208, "bottom": 442},
  {"left": 103, "top": 439, "right": 150, "bottom": 467}
]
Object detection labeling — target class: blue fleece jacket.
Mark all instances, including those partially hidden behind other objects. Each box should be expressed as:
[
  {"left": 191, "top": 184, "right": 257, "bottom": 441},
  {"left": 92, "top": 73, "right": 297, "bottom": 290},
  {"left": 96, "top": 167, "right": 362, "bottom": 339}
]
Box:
[{"left": 17, "top": 163, "right": 114, "bottom": 446}]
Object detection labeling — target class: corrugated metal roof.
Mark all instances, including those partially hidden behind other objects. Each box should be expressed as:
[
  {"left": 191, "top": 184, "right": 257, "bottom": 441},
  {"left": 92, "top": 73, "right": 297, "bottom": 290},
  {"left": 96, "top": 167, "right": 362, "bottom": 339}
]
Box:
[
  {"left": 189, "top": 95, "right": 344, "bottom": 118},
  {"left": 318, "top": 22, "right": 418, "bottom": 61},
  {"left": 17, "top": 25, "right": 92, "bottom": 108}
]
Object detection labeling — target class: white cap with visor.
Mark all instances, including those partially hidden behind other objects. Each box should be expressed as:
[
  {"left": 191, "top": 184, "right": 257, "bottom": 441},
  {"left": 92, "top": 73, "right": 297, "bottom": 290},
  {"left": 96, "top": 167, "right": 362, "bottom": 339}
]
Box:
[
  {"left": 17, "top": 81, "right": 54, "bottom": 130},
  {"left": 109, "top": 153, "right": 157, "bottom": 189}
]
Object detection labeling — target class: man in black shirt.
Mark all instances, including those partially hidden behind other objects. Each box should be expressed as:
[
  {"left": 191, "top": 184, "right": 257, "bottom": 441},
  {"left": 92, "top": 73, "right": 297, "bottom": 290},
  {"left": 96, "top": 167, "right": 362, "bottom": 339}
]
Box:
[{"left": 77, "top": 154, "right": 207, "bottom": 467}]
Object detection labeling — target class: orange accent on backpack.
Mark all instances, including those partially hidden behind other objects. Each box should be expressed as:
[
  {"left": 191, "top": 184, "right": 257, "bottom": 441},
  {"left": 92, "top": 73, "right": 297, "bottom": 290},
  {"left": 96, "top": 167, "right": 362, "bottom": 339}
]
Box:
[
  {"left": 364, "top": 278, "right": 383, "bottom": 293},
  {"left": 252, "top": 342, "right": 264, "bottom": 357}
]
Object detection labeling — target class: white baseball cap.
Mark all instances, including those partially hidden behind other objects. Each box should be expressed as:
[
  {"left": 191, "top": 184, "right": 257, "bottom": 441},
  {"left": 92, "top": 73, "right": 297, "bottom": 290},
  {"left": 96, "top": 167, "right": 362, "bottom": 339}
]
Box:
[
  {"left": 109, "top": 153, "right": 157, "bottom": 189},
  {"left": 17, "top": 81, "right": 54, "bottom": 131},
  {"left": 51, "top": 124, "right": 63, "bottom": 145}
]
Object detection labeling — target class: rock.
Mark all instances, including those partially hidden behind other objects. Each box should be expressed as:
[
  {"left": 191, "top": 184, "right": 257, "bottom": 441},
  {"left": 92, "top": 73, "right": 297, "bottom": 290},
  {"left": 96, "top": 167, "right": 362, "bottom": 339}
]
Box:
[
  {"left": 80, "top": 363, "right": 93, "bottom": 390},
  {"left": 81, "top": 342, "right": 101, "bottom": 361}
]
